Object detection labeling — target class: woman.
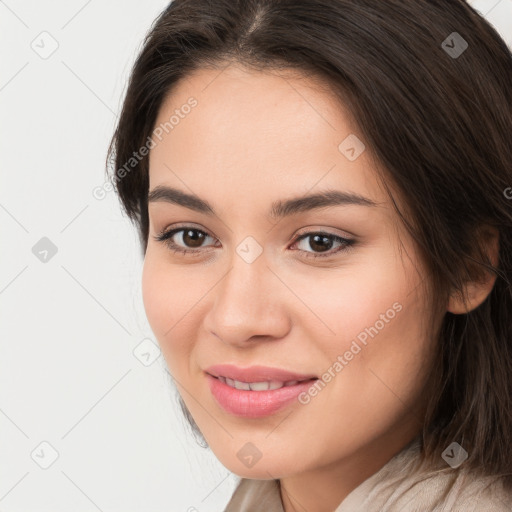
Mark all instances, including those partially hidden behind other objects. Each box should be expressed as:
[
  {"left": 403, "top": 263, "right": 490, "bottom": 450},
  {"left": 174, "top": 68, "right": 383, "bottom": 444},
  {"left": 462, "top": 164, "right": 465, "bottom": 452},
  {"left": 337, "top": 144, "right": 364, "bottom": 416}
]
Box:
[{"left": 106, "top": 0, "right": 512, "bottom": 510}]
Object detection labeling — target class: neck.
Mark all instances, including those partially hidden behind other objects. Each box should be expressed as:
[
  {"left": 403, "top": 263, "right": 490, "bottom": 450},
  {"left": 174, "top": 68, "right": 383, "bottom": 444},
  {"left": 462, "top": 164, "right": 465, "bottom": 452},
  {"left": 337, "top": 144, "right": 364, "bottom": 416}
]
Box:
[{"left": 278, "top": 420, "right": 422, "bottom": 512}]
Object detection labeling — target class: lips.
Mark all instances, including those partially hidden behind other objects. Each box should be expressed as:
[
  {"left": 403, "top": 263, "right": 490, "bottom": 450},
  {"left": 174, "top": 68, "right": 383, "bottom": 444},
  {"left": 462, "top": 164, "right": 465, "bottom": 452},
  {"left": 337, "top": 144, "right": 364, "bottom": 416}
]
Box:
[
  {"left": 205, "top": 364, "right": 318, "bottom": 383},
  {"left": 205, "top": 364, "right": 318, "bottom": 418}
]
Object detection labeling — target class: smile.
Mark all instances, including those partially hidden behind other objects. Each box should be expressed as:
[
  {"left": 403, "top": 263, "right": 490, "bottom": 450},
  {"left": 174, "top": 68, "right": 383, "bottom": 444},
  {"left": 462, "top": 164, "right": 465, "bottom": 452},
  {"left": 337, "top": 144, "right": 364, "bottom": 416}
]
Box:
[
  {"left": 206, "top": 373, "right": 318, "bottom": 418},
  {"left": 217, "top": 376, "right": 306, "bottom": 391}
]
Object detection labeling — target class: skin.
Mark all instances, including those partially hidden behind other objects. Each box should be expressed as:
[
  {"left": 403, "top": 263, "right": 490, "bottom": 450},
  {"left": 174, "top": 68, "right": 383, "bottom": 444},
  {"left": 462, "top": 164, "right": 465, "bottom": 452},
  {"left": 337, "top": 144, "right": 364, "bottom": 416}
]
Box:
[{"left": 141, "top": 63, "right": 498, "bottom": 512}]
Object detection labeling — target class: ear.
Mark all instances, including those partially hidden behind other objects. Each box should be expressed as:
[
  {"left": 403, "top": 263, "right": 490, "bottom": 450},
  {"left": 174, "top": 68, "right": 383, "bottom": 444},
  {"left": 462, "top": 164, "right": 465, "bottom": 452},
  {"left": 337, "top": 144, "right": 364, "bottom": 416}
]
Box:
[{"left": 447, "top": 225, "right": 500, "bottom": 314}]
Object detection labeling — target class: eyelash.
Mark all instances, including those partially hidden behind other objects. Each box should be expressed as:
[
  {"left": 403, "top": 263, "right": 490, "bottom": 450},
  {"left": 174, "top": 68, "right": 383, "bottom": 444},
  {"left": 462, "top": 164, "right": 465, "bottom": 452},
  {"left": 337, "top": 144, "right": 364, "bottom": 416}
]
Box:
[{"left": 153, "top": 225, "right": 355, "bottom": 259}]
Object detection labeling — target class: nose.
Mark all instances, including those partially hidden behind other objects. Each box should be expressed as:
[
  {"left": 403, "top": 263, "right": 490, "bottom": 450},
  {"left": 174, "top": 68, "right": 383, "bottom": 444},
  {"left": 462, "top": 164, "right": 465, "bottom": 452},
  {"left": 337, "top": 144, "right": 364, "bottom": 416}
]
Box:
[{"left": 203, "top": 250, "right": 291, "bottom": 347}]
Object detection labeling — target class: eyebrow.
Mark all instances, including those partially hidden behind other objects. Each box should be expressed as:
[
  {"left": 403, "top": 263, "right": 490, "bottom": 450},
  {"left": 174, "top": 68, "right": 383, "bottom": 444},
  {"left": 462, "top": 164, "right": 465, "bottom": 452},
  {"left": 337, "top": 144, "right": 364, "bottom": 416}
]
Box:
[{"left": 147, "top": 185, "right": 378, "bottom": 219}]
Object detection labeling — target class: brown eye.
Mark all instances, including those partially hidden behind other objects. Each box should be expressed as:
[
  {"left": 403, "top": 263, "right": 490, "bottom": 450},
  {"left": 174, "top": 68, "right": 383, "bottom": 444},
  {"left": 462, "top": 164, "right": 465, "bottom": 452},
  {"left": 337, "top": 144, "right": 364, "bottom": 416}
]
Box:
[
  {"left": 153, "top": 226, "right": 355, "bottom": 259},
  {"left": 180, "top": 229, "right": 207, "bottom": 248},
  {"left": 154, "top": 227, "right": 216, "bottom": 255},
  {"left": 292, "top": 232, "right": 355, "bottom": 259}
]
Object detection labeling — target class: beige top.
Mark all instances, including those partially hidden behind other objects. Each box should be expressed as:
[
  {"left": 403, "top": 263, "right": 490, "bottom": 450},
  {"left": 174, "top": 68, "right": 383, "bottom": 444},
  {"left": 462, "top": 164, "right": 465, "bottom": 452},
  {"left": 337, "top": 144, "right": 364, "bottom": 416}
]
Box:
[{"left": 223, "top": 438, "right": 512, "bottom": 511}]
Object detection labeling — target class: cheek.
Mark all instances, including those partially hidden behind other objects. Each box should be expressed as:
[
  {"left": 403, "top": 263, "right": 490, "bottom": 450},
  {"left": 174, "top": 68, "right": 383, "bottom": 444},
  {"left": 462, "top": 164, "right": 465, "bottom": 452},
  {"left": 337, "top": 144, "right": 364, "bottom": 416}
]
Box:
[
  {"left": 141, "top": 252, "right": 188, "bottom": 355},
  {"left": 321, "top": 278, "right": 432, "bottom": 424},
  {"left": 285, "top": 248, "right": 412, "bottom": 347},
  {"left": 301, "top": 243, "right": 431, "bottom": 397},
  {"left": 141, "top": 250, "right": 204, "bottom": 373},
  {"left": 141, "top": 253, "right": 169, "bottom": 337}
]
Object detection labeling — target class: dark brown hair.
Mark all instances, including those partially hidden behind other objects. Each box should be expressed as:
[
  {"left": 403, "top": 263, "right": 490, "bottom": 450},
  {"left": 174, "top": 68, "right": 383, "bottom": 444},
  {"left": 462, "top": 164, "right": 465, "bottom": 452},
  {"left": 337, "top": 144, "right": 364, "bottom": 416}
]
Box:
[{"left": 106, "top": 0, "right": 512, "bottom": 485}]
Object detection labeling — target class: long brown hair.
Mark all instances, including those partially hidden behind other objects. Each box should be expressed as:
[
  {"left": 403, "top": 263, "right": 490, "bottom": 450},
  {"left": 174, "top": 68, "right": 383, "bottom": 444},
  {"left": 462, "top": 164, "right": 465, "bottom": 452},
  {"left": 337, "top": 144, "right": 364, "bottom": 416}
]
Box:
[{"left": 106, "top": 0, "right": 512, "bottom": 485}]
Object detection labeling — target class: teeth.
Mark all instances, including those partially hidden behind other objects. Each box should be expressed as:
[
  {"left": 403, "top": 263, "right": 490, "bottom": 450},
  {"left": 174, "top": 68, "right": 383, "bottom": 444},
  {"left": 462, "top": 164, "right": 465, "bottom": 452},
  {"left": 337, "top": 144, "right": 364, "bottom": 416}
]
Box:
[
  {"left": 218, "top": 376, "right": 303, "bottom": 391},
  {"left": 248, "top": 381, "right": 275, "bottom": 391},
  {"left": 234, "top": 379, "right": 251, "bottom": 390},
  {"left": 267, "top": 381, "right": 284, "bottom": 390}
]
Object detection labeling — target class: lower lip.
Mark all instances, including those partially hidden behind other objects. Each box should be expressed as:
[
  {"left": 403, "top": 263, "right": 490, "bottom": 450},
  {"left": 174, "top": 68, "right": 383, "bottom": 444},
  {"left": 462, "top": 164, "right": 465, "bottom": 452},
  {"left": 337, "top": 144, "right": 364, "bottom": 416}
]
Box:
[{"left": 206, "top": 373, "right": 317, "bottom": 418}]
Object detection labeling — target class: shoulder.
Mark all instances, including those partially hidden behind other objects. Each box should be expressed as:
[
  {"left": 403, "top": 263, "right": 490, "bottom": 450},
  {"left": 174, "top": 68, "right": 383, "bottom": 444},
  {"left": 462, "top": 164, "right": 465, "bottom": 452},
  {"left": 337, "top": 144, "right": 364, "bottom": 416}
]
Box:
[
  {"left": 438, "top": 473, "right": 512, "bottom": 512},
  {"left": 373, "top": 460, "right": 512, "bottom": 511},
  {"left": 337, "top": 439, "right": 512, "bottom": 512}
]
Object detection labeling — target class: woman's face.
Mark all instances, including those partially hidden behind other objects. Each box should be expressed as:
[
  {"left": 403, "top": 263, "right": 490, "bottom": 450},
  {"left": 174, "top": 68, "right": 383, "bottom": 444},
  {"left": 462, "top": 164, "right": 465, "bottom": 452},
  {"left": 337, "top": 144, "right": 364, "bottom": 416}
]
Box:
[{"left": 142, "top": 64, "right": 439, "bottom": 478}]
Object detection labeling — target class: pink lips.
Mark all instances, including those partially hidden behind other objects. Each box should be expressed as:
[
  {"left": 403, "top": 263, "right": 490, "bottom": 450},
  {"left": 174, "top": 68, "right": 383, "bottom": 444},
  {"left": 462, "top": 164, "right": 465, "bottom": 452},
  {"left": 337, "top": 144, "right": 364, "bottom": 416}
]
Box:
[
  {"left": 205, "top": 364, "right": 318, "bottom": 418},
  {"left": 206, "top": 364, "right": 317, "bottom": 383}
]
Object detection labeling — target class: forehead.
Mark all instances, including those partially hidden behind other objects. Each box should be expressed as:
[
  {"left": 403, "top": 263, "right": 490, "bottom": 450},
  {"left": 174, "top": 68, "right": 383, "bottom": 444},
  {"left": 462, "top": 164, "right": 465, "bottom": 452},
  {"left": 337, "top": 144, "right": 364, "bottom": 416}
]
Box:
[{"left": 148, "top": 64, "right": 389, "bottom": 210}]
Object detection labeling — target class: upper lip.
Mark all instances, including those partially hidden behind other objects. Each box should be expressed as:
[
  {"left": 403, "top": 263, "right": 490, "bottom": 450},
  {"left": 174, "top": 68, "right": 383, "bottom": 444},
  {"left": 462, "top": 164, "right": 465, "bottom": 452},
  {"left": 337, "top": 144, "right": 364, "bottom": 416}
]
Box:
[{"left": 205, "top": 364, "right": 318, "bottom": 383}]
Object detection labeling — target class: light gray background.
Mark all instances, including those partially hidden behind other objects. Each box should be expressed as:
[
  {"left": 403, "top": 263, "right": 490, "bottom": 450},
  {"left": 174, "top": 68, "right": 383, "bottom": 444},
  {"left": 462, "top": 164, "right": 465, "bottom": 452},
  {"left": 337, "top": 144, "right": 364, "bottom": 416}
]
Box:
[{"left": 1, "top": 1, "right": 511, "bottom": 511}]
